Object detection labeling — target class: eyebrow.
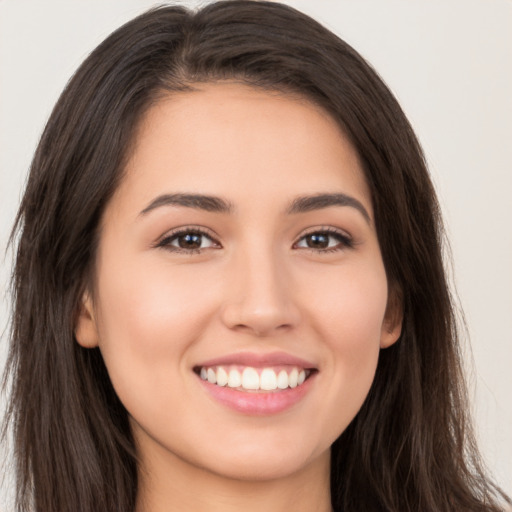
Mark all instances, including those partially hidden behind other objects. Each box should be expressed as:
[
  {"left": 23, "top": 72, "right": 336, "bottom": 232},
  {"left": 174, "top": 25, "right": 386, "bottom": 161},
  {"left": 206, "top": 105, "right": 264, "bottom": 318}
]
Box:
[
  {"left": 287, "top": 193, "right": 371, "bottom": 223},
  {"left": 139, "top": 193, "right": 234, "bottom": 216},
  {"left": 139, "top": 191, "right": 370, "bottom": 223}
]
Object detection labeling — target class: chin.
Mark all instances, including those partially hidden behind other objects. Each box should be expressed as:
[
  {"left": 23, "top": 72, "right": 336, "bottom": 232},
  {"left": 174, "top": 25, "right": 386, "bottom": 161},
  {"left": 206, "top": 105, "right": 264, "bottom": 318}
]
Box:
[
  {"left": 202, "top": 449, "right": 326, "bottom": 482},
  {"left": 188, "top": 428, "right": 330, "bottom": 482}
]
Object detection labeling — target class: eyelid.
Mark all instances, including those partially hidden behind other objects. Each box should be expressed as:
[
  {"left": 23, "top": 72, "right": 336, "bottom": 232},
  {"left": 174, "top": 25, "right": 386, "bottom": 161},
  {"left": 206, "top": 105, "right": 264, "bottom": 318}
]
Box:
[
  {"left": 154, "top": 225, "right": 222, "bottom": 251},
  {"left": 299, "top": 225, "right": 352, "bottom": 238},
  {"left": 293, "top": 226, "right": 354, "bottom": 252}
]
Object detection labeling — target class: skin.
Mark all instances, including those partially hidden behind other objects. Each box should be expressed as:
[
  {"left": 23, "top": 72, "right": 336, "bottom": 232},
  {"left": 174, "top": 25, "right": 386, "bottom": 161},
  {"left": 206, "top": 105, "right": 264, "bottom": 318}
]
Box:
[{"left": 75, "top": 82, "right": 402, "bottom": 512}]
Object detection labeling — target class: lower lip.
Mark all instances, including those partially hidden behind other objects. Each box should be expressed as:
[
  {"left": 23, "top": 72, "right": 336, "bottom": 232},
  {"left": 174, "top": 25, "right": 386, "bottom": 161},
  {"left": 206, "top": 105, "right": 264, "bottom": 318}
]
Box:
[{"left": 197, "top": 374, "right": 315, "bottom": 415}]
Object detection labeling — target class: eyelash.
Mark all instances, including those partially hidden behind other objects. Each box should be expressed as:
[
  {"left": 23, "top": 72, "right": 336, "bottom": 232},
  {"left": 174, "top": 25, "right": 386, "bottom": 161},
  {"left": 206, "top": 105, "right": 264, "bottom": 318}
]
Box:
[
  {"left": 155, "top": 226, "right": 353, "bottom": 255},
  {"left": 294, "top": 227, "right": 353, "bottom": 253},
  {"left": 155, "top": 226, "right": 220, "bottom": 254}
]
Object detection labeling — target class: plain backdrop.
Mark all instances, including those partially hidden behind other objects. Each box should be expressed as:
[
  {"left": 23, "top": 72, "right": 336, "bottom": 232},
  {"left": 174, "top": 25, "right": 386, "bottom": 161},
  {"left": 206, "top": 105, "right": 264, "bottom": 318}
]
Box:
[{"left": 1, "top": 0, "right": 511, "bottom": 508}]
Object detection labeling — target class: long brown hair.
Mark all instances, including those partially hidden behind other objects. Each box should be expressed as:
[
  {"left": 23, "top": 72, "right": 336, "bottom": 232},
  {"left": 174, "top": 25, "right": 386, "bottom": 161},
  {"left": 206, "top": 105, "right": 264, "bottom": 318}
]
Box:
[{"left": 3, "top": 2, "right": 510, "bottom": 511}]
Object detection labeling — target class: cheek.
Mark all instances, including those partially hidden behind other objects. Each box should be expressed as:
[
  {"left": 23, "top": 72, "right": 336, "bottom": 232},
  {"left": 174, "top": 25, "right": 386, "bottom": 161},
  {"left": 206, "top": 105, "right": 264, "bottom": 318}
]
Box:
[
  {"left": 97, "top": 250, "right": 218, "bottom": 338},
  {"left": 306, "top": 257, "right": 388, "bottom": 348},
  {"left": 92, "top": 253, "right": 219, "bottom": 405},
  {"left": 332, "top": 278, "right": 386, "bottom": 372},
  {"left": 302, "top": 259, "right": 388, "bottom": 420}
]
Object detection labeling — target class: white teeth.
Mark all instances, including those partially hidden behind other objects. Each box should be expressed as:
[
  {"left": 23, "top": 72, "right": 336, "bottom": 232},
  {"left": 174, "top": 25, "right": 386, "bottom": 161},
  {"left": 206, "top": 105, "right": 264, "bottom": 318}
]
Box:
[
  {"left": 277, "top": 370, "right": 289, "bottom": 389},
  {"left": 227, "top": 369, "right": 242, "bottom": 388},
  {"left": 216, "top": 366, "right": 228, "bottom": 386},
  {"left": 199, "top": 365, "right": 311, "bottom": 391},
  {"left": 207, "top": 368, "right": 216, "bottom": 384},
  {"left": 260, "top": 368, "right": 277, "bottom": 390},
  {"left": 289, "top": 368, "right": 298, "bottom": 388},
  {"left": 242, "top": 367, "right": 260, "bottom": 390}
]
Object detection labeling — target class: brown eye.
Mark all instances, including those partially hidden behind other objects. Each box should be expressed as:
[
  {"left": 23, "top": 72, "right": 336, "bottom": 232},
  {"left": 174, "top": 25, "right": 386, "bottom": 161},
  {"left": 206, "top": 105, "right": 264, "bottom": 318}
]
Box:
[
  {"left": 157, "top": 229, "right": 219, "bottom": 252},
  {"left": 304, "top": 233, "right": 330, "bottom": 249},
  {"left": 176, "top": 233, "right": 203, "bottom": 249},
  {"left": 295, "top": 230, "right": 352, "bottom": 252}
]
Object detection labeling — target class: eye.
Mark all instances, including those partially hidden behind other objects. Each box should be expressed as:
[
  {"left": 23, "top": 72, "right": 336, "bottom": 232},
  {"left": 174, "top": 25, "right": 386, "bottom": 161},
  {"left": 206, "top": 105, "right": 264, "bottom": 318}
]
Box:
[
  {"left": 156, "top": 228, "right": 220, "bottom": 253},
  {"left": 294, "top": 229, "right": 352, "bottom": 252}
]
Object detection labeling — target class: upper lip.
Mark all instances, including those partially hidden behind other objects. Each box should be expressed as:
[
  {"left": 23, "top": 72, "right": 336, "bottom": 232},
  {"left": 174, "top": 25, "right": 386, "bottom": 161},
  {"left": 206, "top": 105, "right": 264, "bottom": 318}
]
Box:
[{"left": 195, "top": 351, "right": 317, "bottom": 369}]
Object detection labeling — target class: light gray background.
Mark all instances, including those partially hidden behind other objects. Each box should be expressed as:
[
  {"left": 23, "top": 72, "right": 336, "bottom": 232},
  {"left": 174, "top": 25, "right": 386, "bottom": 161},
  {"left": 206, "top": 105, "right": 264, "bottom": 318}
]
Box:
[{"left": 1, "top": 0, "right": 511, "bottom": 508}]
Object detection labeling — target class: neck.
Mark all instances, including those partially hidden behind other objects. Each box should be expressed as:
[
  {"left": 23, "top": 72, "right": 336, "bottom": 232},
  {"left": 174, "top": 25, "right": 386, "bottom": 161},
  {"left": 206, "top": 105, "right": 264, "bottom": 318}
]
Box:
[{"left": 135, "top": 445, "right": 332, "bottom": 512}]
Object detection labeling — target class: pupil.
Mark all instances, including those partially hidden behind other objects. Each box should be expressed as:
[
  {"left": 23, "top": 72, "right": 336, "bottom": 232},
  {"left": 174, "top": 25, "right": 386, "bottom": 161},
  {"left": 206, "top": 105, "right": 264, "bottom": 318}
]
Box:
[
  {"left": 179, "top": 233, "right": 201, "bottom": 249},
  {"left": 308, "top": 234, "right": 328, "bottom": 248}
]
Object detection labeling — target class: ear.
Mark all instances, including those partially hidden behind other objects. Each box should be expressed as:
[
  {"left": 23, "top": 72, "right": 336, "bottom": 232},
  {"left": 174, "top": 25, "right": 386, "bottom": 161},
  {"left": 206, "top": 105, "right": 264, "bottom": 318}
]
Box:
[
  {"left": 380, "top": 284, "right": 403, "bottom": 349},
  {"left": 74, "top": 290, "right": 99, "bottom": 348}
]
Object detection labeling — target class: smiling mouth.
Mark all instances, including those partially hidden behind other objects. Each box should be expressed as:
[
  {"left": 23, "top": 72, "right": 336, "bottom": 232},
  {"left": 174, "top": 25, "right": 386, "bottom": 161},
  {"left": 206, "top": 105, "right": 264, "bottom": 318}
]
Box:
[{"left": 194, "top": 365, "right": 315, "bottom": 392}]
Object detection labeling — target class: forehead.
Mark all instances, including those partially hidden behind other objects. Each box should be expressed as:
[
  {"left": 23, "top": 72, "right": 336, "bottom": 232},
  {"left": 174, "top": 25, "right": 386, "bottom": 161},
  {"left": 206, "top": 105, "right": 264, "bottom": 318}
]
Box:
[{"left": 111, "top": 81, "right": 372, "bottom": 219}]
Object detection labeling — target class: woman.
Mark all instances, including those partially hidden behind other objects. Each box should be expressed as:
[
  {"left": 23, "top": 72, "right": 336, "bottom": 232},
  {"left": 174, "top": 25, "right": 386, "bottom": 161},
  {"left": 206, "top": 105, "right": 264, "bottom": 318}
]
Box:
[{"left": 2, "top": 1, "right": 510, "bottom": 511}]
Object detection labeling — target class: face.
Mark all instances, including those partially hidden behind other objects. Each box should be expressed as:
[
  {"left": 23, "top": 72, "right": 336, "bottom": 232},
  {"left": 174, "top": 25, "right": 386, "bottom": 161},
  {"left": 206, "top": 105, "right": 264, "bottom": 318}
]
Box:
[{"left": 76, "top": 82, "right": 401, "bottom": 484}]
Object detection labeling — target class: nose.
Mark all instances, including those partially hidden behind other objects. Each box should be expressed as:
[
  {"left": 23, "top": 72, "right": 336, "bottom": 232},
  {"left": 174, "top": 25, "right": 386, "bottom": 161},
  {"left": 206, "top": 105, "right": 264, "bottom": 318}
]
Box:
[{"left": 220, "top": 246, "right": 301, "bottom": 337}]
